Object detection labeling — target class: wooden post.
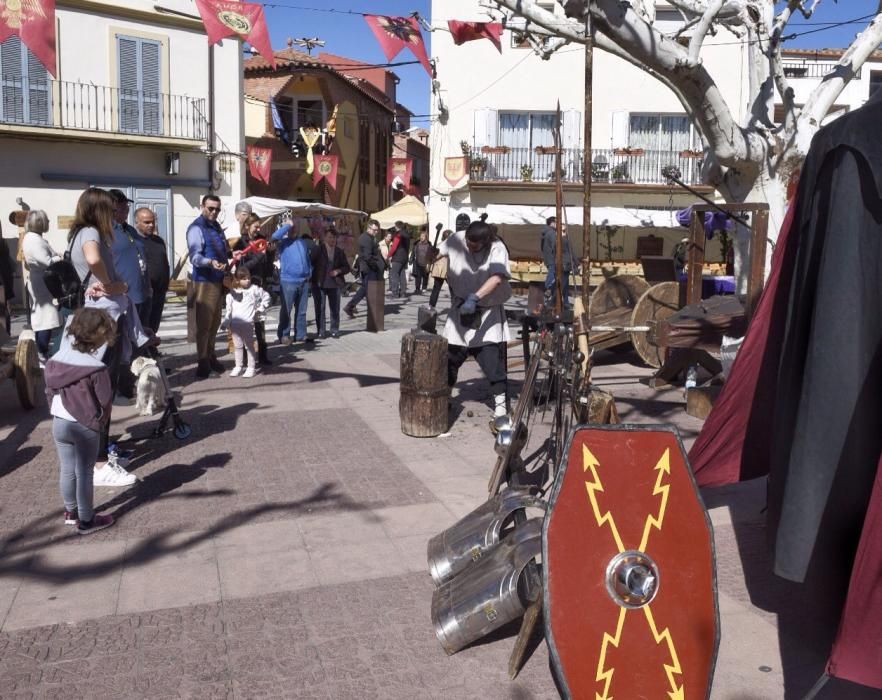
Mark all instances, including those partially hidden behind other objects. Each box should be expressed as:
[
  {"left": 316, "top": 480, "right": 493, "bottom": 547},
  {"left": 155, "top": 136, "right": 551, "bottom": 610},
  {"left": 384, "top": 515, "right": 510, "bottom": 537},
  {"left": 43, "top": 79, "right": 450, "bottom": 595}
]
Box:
[
  {"left": 581, "top": 13, "right": 594, "bottom": 316},
  {"left": 686, "top": 210, "right": 705, "bottom": 306},
  {"left": 366, "top": 278, "right": 385, "bottom": 332},
  {"left": 553, "top": 104, "right": 564, "bottom": 315}
]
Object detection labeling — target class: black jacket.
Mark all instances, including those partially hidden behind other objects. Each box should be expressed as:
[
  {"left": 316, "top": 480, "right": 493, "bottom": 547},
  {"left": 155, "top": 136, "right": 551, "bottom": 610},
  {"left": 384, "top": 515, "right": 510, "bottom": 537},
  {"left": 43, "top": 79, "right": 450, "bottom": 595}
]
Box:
[
  {"left": 390, "top": 232, "right": 410, "bottom": 264},
  {"left": 234, "top": 233, "right": 274, "bottom": 286},
  {"left": 141, "top": 234, "right": 170, "bottom": 292},
  {"left": 356, "top": 231, "right": 383, "bottom": 274},
  {"left": 312, "top": 244, "right": 351, "bottom": 288}
]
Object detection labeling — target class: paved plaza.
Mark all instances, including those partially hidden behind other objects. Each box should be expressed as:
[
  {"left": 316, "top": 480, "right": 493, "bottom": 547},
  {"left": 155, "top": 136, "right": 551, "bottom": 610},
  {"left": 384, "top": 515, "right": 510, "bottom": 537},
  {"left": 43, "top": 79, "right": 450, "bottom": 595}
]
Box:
[{"left": 0, "top": 291, "right": 877, "bottom": 699}]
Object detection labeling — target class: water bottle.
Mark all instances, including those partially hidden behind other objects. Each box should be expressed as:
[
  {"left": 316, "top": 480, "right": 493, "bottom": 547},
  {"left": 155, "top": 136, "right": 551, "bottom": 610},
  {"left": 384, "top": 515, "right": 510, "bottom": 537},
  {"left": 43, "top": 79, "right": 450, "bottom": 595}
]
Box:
[{"left": 685, "top": 366, "right": 698, "bottom": 390}]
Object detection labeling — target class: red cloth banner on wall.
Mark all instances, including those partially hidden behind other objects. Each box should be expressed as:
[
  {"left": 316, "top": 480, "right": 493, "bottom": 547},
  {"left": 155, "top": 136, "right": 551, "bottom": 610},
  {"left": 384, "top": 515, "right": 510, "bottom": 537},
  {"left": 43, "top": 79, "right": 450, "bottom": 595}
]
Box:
[
  {"left": 246, "top": 145, "right": 272, "bottom": 184},
  {"left": 0, "top": 0, "right": 57, "bottom": 76},
  {"left": 364, "top": 15, "right": 431, "bottom": 76},
  {"left": 194, "top": 0, "right": 275, "bottom": 68},
  {"left": 387, "top": 157, "right": 413, "bottom": 188},
  {"left": 313, "top": 154, "right": 339, "bottom": 190},
  {"left": 447, "top": 21, "right": 503, "bottom": 52}
]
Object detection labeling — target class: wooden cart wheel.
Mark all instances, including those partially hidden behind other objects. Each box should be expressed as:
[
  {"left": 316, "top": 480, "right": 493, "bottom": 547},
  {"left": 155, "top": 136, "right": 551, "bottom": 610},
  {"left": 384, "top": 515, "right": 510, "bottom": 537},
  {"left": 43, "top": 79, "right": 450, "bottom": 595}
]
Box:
[
  {"left": 630, "top": 281, "right": 681, "bottom": 368},
  {"left": 14, "top": 330, "right": 39, "bottom": 410},
  {"left": 588, "top": 274, "right": 650, "bottom": 318}
]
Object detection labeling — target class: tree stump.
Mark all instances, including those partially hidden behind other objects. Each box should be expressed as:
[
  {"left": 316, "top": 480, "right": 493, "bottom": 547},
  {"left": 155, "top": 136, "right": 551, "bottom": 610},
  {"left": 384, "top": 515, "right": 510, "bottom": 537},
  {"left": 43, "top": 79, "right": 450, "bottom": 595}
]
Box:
[{"left": 400, "top": 330, "right": 448, "bottom": 437}]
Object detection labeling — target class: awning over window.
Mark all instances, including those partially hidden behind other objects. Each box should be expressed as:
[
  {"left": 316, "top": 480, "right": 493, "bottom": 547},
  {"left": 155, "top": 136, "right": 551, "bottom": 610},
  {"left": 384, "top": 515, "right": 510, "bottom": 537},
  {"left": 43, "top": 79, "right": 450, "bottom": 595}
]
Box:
[{"left": 483, "top": 204, "right": 679, "bottom": 228}]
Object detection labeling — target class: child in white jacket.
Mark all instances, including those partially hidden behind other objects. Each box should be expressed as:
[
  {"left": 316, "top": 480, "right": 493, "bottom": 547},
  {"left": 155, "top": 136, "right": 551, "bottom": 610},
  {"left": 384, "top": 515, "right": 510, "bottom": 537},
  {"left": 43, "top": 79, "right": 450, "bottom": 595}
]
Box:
[{"left": 222, "top": 267, "right": 271, "bottom": 378}]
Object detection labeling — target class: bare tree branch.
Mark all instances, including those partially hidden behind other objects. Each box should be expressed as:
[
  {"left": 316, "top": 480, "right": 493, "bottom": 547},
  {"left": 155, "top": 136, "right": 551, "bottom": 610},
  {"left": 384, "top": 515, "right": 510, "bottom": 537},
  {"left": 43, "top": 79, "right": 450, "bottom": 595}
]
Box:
[
  {"left": 802, "top": 13, "right": 882, "bottom": 129},
  {"left": 688, "top": 0, "right": 726, "bottom": 66}
]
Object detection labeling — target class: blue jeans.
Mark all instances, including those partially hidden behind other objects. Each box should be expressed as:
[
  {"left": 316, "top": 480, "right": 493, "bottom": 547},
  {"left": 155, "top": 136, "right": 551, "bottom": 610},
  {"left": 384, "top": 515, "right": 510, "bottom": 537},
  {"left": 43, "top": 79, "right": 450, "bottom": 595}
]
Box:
[
  {"left": 544, "top": 265, "right": 571, "bottom": 309},
  {"left": 280, "top": 279, "right": 309, "bottom": 340}
]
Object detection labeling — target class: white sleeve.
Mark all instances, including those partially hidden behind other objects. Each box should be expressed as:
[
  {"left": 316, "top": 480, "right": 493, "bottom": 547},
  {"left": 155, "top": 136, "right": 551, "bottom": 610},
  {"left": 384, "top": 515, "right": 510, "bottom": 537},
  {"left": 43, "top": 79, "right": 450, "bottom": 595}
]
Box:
[
  {"left": 258, "top": 288, "right": 270, "bottom": 312},
  {"left": 487, "top": 241, "right": 511, "bottom": 278}
]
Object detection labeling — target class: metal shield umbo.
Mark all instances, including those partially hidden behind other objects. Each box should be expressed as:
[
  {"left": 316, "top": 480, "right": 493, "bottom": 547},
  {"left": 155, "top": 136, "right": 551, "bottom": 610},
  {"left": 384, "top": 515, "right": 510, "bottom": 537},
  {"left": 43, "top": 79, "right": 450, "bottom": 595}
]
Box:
[{"left": 543, "top": 424, "right": 719, "bottom": 700}]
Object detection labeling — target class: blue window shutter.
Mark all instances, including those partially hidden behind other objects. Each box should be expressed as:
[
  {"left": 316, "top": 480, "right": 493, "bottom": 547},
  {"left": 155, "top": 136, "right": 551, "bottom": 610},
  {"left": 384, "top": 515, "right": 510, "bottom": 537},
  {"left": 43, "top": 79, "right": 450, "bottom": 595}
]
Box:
[
  {"left": 1, "top": 36, "right": 25, "bottom": 123},
  {"left": 117, "top": 35, "right": 163, "bottom": 134},
  {"left": 118, "top": 36, "right": 140, "bottom": 132},
  {"left": 26, "top": 49, "right": 50, "bottom": 124}
]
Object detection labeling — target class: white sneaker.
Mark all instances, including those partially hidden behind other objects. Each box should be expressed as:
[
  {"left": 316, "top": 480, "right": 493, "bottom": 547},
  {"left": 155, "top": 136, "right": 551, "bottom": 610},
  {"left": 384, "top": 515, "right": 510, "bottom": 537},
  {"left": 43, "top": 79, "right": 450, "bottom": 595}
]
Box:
[
  {"left": 242, "top": 367, "right": 256, "bottom": 378},
  {"left": 229, "top": 366, "right": 243, "bottom": 377},
  {"left": 93, "top": 462, "right": 137, "bottom": 487}
]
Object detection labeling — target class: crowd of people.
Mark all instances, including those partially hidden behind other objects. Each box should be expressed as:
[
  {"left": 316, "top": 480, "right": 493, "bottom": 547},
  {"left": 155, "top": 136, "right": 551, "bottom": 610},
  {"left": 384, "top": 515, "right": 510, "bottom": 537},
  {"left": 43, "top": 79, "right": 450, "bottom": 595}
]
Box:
[{"left": 3, "top": 186, "right": 516, "bottom": 537}]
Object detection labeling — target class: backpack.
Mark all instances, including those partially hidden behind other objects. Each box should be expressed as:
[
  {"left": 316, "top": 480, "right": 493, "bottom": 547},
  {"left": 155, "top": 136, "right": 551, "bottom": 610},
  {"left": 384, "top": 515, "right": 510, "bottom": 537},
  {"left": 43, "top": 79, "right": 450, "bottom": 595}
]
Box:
[{"left": 44, "top": 232, "right": 91, "bottom": 310}]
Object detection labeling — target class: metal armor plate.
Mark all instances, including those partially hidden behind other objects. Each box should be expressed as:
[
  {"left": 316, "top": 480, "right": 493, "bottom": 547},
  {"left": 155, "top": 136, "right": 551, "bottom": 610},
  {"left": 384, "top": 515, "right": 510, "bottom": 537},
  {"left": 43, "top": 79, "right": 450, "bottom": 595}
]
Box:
[{"left": 544, "top": 424, "right": 719, "bottom": 700}]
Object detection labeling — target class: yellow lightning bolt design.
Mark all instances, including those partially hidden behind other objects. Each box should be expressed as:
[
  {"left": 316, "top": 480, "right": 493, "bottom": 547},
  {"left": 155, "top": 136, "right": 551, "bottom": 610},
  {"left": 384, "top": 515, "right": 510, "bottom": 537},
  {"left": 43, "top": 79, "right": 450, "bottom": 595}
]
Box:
[
  {"left": 595, "top": 606, "right": 627, "bottom": 700},
  {"left": 582, "top": 445, "right": 625, "bottom": 554},
  {"left": 638, "top": 448, "right": 671, "bottom": 553},
  {"left": 643, "top": 604, "right": 685, "bottom": 700}
]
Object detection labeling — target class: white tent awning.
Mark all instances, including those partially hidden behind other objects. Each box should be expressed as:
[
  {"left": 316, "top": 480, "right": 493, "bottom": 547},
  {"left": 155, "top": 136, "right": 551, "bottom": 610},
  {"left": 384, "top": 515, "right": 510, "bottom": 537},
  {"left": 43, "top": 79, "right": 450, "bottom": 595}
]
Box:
[
  {"left": 484, "top": 204, "right": 679, "bottom": 228},
  {"left": 371, "top": 195, "right": 428, "bottom": 228},
  {"left": 219, "top": 196, "right": 366, "bottom": 234}
]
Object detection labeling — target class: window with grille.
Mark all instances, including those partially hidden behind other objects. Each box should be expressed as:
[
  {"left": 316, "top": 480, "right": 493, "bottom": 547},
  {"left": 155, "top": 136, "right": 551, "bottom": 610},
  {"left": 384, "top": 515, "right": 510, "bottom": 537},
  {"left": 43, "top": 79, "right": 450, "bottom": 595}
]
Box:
[
  {"left": 498, "top": 111, "right": 556, "bottom": 149},
  {"left": 375, "top": 130, "right": 387, "bottom": 186},
  {"left": 117, "top": 35, "right": 162, "bottom": 135},
  {"left": 358, "top": 119, "right": 370, "bottom": 183},
  {"left": 628, "top": 114, "right": 700, "bottom": 151},
  {"left": 0, "top": 35, "right": 51, "bottom": 126}
]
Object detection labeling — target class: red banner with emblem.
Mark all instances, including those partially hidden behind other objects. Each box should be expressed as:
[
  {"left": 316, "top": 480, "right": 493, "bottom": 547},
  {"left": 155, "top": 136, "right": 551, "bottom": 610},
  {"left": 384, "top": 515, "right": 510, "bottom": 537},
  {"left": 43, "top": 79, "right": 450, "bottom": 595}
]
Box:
[
  {"left": 364, "top": 15, "right": 431, "bottom": 76},
  {"left": 194, "top": 0, "right": 275, "bottom": 68},
  {"left": 246, "top": 145, "right": 272, "bottom": 184},
  {"left": 387, "top": 157, "right": 413, "bottom": 188},
  {"left": 0, "top": 0, "right": 56, "bottom": 76},
  {"left": 447, "top": 21, "right": 503, "bottom": 52},
  {"left": 313, "top": 154, "right": 339, "bottom": 190}
]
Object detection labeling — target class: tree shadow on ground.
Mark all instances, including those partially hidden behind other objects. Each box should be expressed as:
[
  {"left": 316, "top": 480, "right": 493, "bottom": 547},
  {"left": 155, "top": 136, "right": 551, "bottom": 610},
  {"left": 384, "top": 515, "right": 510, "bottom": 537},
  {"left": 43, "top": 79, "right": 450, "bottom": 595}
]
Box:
[{"left": 0, "top": 481, "right": 373, "bottom": 584}]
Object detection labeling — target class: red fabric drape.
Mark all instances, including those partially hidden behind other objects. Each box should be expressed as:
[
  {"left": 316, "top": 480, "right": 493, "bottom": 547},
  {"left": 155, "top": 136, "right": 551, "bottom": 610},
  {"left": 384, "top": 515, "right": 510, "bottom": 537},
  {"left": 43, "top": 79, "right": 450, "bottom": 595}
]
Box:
[
  {"left": 194, "top": 0, "right": 275, "bottom": 68},
  {"left": 363, "top": 15, "right": 431, "bottom": 76},
  {"left": 688, "top": 201, "right": 798, "bottom": 486},
  {"left": 0, "top": 0, "right": 56, "bottom": 77},
  {"left": 447, "top": 20, "right": 503, "bottom": 52}
]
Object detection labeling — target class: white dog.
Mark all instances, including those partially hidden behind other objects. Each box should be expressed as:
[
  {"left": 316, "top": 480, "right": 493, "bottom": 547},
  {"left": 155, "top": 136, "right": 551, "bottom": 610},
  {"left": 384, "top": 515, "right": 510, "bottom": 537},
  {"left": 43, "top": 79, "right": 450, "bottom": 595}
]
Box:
[{"left": 130, "top": 356, "right": 166, "bottom": 416}]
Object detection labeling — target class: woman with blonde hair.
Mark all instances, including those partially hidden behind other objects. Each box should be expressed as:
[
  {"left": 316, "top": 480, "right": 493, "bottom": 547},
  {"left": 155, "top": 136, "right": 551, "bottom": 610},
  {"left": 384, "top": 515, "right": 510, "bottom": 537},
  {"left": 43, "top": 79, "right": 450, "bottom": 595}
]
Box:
[
  {"left": 21, "top": 209, "right": 61, "bottom": 361},
  {"left": 68, "top": 187, "right": 154, "bottom": 488}
]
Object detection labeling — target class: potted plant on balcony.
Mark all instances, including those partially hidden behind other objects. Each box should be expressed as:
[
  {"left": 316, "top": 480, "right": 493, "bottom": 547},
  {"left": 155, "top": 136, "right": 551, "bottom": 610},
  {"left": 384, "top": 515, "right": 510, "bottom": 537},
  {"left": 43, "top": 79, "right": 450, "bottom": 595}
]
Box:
[
  {"left": 520, "top": 164, "right": 534, "bottom": 181},
  {"left": 612, "top": 146, "right": 645, "bottom": 156},
  {"left": 470, "top": 155, "right": 488, "bottom": 178},
  {"left": 481, "top": 145, "right": 511, "bottom": 155},
  {"left": 610, "top": 163, "right": 631, "bottom": 183}
]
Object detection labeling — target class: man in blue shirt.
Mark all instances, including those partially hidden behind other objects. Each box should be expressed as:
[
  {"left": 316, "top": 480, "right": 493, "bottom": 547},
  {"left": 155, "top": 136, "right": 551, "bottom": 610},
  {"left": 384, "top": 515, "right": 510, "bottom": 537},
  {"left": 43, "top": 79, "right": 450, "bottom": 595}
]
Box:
[
  {"left": 186, "top": 194, "right": 229, "bottom": 378},
  {"left": 271, "top": 218, "right": 313, "bottom": 343},
  {"left": 109, "top": 189, "right": 151, "bottom": 326}
]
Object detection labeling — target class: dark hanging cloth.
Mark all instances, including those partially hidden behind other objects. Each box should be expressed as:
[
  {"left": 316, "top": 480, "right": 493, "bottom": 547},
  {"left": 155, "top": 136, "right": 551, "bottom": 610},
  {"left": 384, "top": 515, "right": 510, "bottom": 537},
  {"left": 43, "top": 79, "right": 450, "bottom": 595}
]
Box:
[{"left": 689, "top": 95, "right": 882, "bottom": 690}]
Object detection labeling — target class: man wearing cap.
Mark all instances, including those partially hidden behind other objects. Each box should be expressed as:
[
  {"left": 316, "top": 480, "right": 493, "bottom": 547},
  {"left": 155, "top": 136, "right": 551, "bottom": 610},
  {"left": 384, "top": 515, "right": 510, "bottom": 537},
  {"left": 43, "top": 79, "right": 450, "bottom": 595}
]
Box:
[{"left": 109, "top": 189, "right": 152, "bottom": 327}]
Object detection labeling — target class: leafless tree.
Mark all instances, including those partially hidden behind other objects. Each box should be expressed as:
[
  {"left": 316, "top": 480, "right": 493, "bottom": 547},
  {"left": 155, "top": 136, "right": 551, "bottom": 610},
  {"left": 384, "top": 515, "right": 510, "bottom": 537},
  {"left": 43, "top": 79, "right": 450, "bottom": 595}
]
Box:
[{"left": 490, "top": 0, "right": 882, "bottom": 239}]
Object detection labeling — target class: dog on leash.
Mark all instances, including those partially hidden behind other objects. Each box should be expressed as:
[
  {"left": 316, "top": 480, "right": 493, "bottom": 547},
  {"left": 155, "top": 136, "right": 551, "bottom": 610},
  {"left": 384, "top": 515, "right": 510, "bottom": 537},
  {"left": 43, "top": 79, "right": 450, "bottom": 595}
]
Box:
[{"left": 130, "top": 356, "right": 166, "bottom": 416}]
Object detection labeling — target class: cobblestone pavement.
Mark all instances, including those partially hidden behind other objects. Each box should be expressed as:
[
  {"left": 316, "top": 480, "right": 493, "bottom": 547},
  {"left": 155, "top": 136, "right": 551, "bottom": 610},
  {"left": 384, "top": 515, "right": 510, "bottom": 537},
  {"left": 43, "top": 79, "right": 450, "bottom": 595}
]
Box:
[{"left": 1, "top": 289, "right": 877, "bottom": 699}]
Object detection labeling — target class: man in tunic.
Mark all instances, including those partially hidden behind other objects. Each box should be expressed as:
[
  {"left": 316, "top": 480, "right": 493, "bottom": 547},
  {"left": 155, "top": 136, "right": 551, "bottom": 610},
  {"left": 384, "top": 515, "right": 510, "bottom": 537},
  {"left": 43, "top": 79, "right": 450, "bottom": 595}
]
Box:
[{"left": 440, "top": 220, "right": 512, "bottom": 424}]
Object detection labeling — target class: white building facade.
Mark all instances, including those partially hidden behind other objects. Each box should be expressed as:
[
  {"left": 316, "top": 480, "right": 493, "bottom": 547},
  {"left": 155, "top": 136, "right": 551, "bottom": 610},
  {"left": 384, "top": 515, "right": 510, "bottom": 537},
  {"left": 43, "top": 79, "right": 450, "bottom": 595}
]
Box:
[
  {"left": 428, "top": 1, "right": 751, "bottom": 262},
  {"left": 0, "top": 0, "right": 245, "bottom": 297}
]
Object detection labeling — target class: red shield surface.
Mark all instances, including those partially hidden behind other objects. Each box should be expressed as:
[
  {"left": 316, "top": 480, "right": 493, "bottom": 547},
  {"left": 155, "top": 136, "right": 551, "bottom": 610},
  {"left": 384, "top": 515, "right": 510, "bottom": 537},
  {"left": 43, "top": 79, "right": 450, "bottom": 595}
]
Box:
[{"left": 544, "top": 424, "right": 718, "bottom": 700}]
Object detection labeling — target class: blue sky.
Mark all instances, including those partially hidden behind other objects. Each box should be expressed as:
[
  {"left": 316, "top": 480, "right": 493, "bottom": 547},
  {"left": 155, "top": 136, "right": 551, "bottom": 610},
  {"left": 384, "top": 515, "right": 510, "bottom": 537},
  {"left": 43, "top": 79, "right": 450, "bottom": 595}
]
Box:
[{"left": 260, "top": 1, "right": 881, "bottom": 124}]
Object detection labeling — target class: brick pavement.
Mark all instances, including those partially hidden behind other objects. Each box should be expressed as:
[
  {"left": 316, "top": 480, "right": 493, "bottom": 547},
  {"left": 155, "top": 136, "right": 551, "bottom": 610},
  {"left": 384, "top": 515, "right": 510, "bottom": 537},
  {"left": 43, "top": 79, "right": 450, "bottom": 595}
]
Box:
[{"left": 0, "top": 289, "right": 876, "bottom": 698}]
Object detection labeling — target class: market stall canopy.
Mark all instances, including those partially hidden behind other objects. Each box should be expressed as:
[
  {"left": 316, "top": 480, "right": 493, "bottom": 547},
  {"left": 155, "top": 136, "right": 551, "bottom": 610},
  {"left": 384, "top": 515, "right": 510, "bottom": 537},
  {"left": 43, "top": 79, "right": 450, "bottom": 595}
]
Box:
[
  {"left": 484, "top": 204, "right": 679, "bottom": 228},
  {"left": 372, "top": 195, "right": 428, "bottom": 228},
  {"left": 219, "top": 196, "right": 367, "bottom": 235}
]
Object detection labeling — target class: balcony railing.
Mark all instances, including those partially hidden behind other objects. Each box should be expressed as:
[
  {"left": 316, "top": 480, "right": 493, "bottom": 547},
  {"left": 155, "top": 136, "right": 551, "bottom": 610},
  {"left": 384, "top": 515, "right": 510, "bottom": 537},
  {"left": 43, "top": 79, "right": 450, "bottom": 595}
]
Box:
[
  {"left": 468, "top": 146, "right": 704, "bottom": 186},
  {"left": 0, "top": 76, "right": 207, "bottom": 141},
  {"left": 781, "top": 60, "right": 859, "bottom": 80}
]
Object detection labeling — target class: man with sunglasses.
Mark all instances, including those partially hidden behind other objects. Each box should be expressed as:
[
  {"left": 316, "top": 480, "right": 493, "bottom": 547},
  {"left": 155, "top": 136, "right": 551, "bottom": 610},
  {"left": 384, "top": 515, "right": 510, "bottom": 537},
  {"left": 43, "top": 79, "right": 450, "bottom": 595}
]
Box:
[{"left": 186, "top": 194, "right": 230, "bottom": 379}]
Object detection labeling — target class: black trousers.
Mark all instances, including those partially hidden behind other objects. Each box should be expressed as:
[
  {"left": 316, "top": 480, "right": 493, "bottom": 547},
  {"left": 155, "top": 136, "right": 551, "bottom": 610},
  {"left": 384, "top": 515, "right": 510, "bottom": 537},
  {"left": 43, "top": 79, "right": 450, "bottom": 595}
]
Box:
[
  {"left": 429, "top": 277, "right": 446, "bottom": 308},
  {"left": 255, "top": 320, "right": 268, "bottom": 359},
  {"left": 346, "top": 269, "right": 380, "bottom": 309},
  {"left": 148, "top": 285, "right": 168, "bottom": 333},
  {"left": 412, "top": 263, "right": 429, "bottom": 292},
  {"left": 448, "top": 342, "right": 507, "bottom": 397}
]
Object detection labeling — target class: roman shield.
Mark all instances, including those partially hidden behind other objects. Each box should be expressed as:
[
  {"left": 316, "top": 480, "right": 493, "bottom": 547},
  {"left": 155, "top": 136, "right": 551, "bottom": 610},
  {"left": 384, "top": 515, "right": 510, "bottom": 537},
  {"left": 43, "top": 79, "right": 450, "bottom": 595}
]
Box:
[{"left": 544, "top": 424, "right": 719, "bottom": 700}]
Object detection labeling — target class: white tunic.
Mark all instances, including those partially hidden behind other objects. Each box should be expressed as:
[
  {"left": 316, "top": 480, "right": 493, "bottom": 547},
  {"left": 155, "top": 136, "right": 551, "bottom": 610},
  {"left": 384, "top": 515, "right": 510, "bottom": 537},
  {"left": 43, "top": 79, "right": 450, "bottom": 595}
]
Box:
[
  {"left": 22, "top": 232, "right": 62, "bottom": 332},
  {"left": 440, "top": 232, "right": 512, "bottom": 347}
]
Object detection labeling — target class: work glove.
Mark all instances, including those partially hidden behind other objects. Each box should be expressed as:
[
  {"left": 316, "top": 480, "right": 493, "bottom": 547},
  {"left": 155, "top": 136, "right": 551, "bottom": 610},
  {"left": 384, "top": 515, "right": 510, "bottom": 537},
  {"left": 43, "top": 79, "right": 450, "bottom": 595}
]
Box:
[{"left": 459, "top": 293, "right": 480, "bottom": 316}]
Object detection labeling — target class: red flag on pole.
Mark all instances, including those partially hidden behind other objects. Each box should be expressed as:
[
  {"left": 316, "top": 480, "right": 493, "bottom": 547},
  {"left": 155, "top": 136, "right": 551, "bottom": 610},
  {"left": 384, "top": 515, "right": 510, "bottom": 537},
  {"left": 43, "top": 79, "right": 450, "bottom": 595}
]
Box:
[
  {"left": 0, "top": 0, "right": 57, "bottom": 76},
  {"left": 194, "top": 0, "right": 275, "bottom": 68},
  {"left": 246, "top": 145, "right": 272, "bottom": 184},
  {"left": 387, "top": 157, "right": 413, "bottom": 188},
  {"left": 447, "top": 21, "right": 503, "bottom": 53},
  {"left": 364, "top": 15, "right": 431, "bottom": 76},
  {"left": 313, "top": 155, "right": 339, "bottom": 190}
]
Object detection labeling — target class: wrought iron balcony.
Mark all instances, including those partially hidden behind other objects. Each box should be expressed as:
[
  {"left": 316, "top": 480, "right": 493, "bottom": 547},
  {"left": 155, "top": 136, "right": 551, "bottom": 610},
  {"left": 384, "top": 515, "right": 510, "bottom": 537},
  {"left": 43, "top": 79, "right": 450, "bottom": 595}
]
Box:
[
  {"left": 781, "top": 59, "right": 859, "bottom": 80},
  {"left": 467, "top": 146, "right": 705, "bottom": 186},
  {"left": 0, "top": 76, "right": 207, "bottom": 141}
]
